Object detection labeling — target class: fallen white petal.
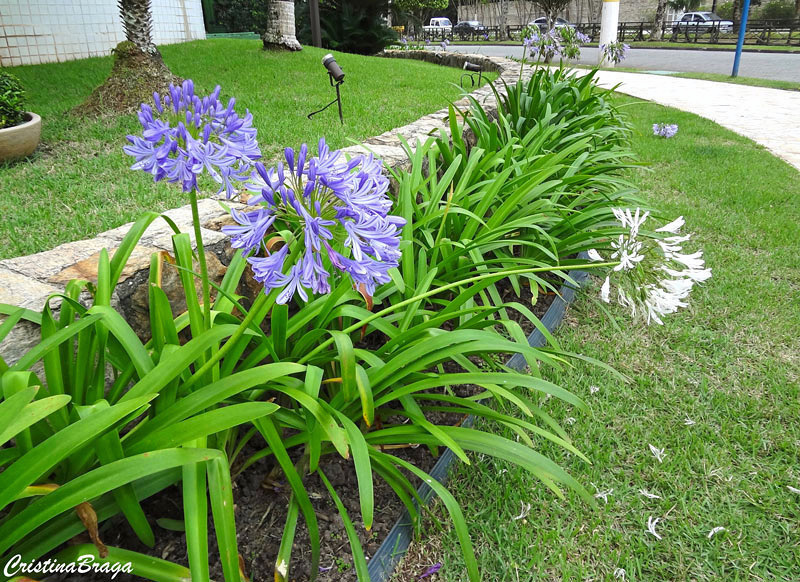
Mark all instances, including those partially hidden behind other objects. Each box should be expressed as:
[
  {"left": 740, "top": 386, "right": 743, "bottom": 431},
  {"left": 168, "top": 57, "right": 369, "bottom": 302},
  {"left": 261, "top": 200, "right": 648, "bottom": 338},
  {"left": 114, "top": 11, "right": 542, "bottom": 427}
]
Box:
[
  {"left": 647, "top": 516, "right": 663, "bottom": 540},
  {"left": 613, "top": 567, "right": 626, "bottom": 580},
  {"left": 788, "top": 486, "right": 800, "bottom": 494},
  {"left": 649, "top": 444, "right": 667, "bottom": 463},
  {"left": 639, "top": 488, "right": 662, "bottom": 499},
  {"left": 512, "top": 501, "right": 532, "bottom": 521},
  {"left": 708, "top": 526, "right": 726, "bottom": 539}
]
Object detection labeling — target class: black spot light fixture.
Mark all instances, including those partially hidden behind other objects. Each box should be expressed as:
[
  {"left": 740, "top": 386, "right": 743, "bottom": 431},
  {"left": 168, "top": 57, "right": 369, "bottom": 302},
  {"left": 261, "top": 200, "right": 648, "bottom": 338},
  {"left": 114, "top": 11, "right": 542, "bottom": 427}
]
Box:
[
  {"left": 460, "top": 61, "right": 483, "bottom": 88},
  {"left": 307, "top": 53, "right": 345, "bottom": 124}
]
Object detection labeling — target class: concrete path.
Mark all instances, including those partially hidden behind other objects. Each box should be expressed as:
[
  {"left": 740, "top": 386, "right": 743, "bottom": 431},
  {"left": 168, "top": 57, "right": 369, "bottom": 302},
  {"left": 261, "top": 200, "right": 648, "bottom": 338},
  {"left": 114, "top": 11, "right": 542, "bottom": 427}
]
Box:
[
  {"left": 451, "top": 45, "right": 800, "bottom": 83},
  {"left": 580, "top": 70, "right": 800, "bottom": 171}
]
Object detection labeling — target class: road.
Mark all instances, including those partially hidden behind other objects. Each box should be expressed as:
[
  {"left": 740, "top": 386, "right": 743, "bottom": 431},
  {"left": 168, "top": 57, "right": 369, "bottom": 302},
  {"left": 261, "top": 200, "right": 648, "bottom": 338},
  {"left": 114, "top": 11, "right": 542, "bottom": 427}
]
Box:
[{"left": 448, "top": 45, "right": 800, "bottom": 83}]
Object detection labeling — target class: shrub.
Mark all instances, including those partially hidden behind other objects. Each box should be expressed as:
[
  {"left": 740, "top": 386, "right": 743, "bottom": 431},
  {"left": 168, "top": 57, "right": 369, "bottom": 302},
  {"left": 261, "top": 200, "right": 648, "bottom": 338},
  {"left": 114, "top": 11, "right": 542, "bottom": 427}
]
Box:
[
  {"left": 296, "top": 0, "right": 397, "bottom": 54},
  {"left": 0, "top": 71, "right": 26, "bottom": 129},
  {"left": 756, "top": 0, "right": 796, "bottom": 23}
]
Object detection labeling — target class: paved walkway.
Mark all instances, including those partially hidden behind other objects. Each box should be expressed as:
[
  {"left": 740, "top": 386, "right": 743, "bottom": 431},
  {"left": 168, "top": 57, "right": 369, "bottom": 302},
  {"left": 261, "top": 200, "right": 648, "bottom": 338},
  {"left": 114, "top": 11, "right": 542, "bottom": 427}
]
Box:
[{"left": 581, "top": 69, "right": 800, "bottom": 171}]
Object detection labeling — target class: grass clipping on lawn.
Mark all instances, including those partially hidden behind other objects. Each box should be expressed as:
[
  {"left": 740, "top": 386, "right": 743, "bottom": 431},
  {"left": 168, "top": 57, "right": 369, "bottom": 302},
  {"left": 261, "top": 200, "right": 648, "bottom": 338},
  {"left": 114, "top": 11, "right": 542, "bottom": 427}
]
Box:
[{"left": 76, "top": 41, "right": 182, "bottom": 115}]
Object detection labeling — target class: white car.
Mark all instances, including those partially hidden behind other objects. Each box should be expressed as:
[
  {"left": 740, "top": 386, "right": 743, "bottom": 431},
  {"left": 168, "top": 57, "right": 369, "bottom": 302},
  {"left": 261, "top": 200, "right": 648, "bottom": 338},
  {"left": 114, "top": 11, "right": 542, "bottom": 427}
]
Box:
[
  {"left": 423, "top": 17, "right": 453, "bottom": 35},
  {"left": 673, "top": 12, "right": 734, "bottom": 34},
  {"left": 528, "top": 17, "right": 574, "bottom": 31}
]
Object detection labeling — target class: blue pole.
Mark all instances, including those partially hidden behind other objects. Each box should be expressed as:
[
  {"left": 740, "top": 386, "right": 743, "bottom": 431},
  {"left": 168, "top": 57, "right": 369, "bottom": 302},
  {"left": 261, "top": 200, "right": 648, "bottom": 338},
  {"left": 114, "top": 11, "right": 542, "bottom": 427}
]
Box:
[{"left": 731, "top": 0, "right": 752, "bottom": 77}]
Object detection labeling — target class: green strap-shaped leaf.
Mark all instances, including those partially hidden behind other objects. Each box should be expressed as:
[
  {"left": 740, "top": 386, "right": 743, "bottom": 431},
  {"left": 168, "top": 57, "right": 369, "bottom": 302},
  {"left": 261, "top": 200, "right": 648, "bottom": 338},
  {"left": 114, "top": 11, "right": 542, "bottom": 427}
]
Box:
[
  {"left": 126, "top": 402, "right": 279, "bottom": 454},
  {"left": 0, "top": 396, "right": 154, "bottom": 512},
  {"left": 0, "top": 447, "right": 224, "bottom": 555},
  {"left": 328, "top": 330, "right": 357, "bottom": 403},
  {"left": 253, "top": 416, "right": 320, "bottom": 578},
  {"left": 0, "top": 393, "right": 71, "bottom": 449}
]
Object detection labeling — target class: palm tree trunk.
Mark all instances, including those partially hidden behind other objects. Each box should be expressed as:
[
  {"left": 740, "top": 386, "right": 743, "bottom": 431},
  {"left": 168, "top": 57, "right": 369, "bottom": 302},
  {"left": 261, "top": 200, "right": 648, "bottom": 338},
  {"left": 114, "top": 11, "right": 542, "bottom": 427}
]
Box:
[
  {"left": 262, "top": 0, "right": 303, "bottom": 51},
  {"left": 118, "top": 0, "right": 158, "bottom": 55},
  {"left": 78, "top": 0, "right": 179, "bottom": 113}
]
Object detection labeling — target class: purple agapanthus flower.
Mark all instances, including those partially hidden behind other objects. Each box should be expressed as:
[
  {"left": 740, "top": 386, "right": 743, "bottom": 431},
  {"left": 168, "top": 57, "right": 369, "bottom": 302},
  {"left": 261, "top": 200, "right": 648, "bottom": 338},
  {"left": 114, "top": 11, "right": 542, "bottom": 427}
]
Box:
[
  {"left": 418, "top": 563, "right": 443, "bottom": 579},
  {"left": 653, "top": 123, "right": 679, "bottom": 138},
  {"left": 124, "top": 80, "right": 260, "bottom": 196},
  {"left": 601, "top": 40, "right": 630, "bottom": 64},
  {"left": 222, "top": 139, "right": 405, "bottom": 304}
]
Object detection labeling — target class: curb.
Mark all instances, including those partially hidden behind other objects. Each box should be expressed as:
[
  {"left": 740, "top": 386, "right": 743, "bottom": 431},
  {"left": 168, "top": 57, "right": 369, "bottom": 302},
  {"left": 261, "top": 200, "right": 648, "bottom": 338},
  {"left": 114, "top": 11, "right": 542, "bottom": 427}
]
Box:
[{"left": 367, "top": 258, "right": 591, "bottom": 581}]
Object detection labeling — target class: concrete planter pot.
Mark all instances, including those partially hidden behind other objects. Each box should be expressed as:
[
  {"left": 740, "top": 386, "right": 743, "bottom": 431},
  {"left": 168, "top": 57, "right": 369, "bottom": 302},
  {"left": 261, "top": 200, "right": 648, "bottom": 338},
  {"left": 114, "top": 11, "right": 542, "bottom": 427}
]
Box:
[{"left": 0, "top": 112, "right": 42, "bottom": 162}]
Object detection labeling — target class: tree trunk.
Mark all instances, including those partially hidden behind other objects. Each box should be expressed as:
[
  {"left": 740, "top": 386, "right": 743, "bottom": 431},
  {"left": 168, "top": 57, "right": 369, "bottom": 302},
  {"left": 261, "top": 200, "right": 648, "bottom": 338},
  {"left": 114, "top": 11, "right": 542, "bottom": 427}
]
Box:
[
  {"left": 78, "top": 0, "right": 179, "bottom": 114},
  {"left": 651, "top": 0, "right": 667, "bottom": 41},
  {"left": 499, "top": 0, "right": 508, "bottom": 39},
  {"left": 119, "top": 0, "right": 158, "bottom": 55},
  {"left": 732, "top": 0, "right": 740, "bottom": 25},
  {"left": 262, "top": 0, "right": 303, "bottom": 51}
]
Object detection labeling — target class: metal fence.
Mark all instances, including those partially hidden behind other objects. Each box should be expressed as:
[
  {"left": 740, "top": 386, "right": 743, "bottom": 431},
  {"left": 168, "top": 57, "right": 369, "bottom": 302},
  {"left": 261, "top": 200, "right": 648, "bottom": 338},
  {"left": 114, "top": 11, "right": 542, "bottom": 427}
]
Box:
[{"left": 410, "top": 19, "right": 800, "bottom": 47}]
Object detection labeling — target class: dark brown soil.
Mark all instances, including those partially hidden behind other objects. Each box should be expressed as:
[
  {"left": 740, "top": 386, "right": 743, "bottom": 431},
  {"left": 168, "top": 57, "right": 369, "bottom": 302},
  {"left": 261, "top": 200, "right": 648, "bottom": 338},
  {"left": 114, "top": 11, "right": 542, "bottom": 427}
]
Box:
[
  {"left": 63, "top": 284, "right": 562, "bottom": 582},
  {"left": 75, "top": 42, "right": 181, "bottom": 116}
]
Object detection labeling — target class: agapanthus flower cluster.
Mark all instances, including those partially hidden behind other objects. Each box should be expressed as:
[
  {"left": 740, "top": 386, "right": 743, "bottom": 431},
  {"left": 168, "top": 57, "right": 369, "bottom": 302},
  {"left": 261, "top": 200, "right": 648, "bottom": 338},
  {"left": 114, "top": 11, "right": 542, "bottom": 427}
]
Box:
[
  {"left": 652, "top": 123, "right": 679, "bottom": 138},
  {"left": 523, "top": 27, "right": 585, "bottom": 62},
  {"left": 124, "top": 80, "right": 260, "bottom": 196},
  {"left": 588, "top": 208, "right": 711, "bottom": 325},
  {"left": 222, "top": 139, "right": 405, "bottom": 304},
  {"left": 601, "top": 40, "right": 630, "bottom": 64},
  {"left": 440, "top": 38, "right": 450, "bottom": 51}
]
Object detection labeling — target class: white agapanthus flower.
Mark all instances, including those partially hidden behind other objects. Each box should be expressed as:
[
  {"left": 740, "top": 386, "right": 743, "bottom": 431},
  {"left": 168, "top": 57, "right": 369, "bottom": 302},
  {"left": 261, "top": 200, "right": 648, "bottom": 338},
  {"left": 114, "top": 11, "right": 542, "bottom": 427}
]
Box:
[{"left": 593, "top": 209, "right": 711, "bottom": 325}]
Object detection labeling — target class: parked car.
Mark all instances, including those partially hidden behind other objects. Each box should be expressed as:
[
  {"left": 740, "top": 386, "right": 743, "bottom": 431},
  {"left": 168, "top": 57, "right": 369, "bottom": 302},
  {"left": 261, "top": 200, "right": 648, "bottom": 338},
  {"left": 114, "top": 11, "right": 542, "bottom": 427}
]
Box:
[
  {"left": 453, "top": 20, "right": 486, "bottom": 34},
  {"left": 423, "top": 17, "right": 453, "bottom": 35},
  {"left": 529, "top": 17, "right": 574, "bottom": 31},
  {"left": 673, "top": 12, "right": 734, "bottom": 34}
]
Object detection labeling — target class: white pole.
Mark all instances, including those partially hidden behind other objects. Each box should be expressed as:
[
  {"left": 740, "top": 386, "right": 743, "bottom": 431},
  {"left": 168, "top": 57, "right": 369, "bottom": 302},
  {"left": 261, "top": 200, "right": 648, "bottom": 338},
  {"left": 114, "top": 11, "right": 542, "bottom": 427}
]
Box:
[{"left": 598, "top": 0, "right": 620, "bottom": 67}]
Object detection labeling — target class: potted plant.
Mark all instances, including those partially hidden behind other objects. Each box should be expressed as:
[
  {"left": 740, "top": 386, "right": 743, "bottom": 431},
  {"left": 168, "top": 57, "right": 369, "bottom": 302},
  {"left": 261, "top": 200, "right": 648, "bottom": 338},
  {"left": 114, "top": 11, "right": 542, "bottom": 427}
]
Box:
[{"left": 0, "top": 70, "right": 41, "bottom": 162}]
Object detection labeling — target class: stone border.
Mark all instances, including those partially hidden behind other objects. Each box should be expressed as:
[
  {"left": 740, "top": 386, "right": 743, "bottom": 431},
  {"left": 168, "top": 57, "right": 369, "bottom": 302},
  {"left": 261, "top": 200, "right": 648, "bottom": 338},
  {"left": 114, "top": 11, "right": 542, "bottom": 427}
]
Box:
[{"left": 0, "top": 51, "right": 523, "bottom": 365}]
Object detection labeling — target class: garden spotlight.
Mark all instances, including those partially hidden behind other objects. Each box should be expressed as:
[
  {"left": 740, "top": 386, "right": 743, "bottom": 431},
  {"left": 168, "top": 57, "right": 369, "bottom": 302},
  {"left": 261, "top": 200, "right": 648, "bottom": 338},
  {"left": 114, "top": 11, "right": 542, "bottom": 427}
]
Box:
[
  {"left": 460, "top": 61, "right": 483, "bottom": 88},
  {"left": 308, "top": 53, "right": 345, "bottom": 124},
  {"left": 322, "top": 53, "right": 345, "bottom": 83}
]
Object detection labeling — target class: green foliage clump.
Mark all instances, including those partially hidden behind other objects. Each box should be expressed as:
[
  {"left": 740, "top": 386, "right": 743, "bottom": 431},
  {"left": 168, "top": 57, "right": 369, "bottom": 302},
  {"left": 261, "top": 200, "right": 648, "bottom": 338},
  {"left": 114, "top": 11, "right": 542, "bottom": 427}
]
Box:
[
  {"left": 0, "top": 71, "right": 26, "bottom": 129},
  {"left": 755, "top": 0, "right": 796, "bottom": 22},
  {"left": 716, "top": 1, "right": 735, "bottom": 19},
  {"left": 212, "top": 0, "right": 271, "bottom": 33},
  {"left": 296, "top": 0, "right": 398, "bottom": 54}
]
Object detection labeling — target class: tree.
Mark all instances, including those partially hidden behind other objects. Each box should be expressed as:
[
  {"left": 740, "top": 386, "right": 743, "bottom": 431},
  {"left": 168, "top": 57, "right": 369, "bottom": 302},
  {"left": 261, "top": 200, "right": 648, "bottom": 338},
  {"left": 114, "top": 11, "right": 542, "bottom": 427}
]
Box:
[
  {"left": 78, "top": 0, "right": 179, "bottom": 114},
  {"left": 651, "top": 0, "right": 668, "bottom": 40},
  {"left": 534, "top": 0, "right": 573, "bottom": 29},
  {"left": 262, "top": 0, "right": 303, "bottom": 50},
  {"left": 394, "top": 0, "right": 448, "bottom": 34}
]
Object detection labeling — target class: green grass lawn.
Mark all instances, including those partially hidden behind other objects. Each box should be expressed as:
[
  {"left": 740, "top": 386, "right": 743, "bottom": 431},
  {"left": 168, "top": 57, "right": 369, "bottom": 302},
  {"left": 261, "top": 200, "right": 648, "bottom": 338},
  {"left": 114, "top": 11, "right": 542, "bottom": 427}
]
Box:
[
  {"left": 394, "top": 98, "right": 800, "bottom": 581},
  {"left": 0, "top": 39, "right": 492, "bottom": 260}
]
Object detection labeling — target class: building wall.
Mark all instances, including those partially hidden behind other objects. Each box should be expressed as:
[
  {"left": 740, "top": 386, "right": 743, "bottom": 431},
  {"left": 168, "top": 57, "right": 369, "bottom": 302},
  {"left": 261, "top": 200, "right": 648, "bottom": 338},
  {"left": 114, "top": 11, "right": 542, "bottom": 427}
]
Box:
[
  {"left": 457, "top": 0, "right": 680, "bottom": 27},
  {"left": 0, "top": 0, "right": 206, "bottom": 67}
]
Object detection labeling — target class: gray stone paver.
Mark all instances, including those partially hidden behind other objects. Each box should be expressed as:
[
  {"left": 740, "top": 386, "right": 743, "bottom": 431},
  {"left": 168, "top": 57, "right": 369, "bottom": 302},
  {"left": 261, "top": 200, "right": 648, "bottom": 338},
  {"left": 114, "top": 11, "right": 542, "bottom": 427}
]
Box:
[{"left": 582, "top": 69, "right": 800, "bottom": 172}]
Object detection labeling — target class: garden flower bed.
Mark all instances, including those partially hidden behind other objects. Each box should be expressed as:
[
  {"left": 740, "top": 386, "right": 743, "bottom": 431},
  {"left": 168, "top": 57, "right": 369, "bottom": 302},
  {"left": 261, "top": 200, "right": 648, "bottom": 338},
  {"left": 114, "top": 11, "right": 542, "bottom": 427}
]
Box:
[{"left": 0, "top": 51, "right": 710, "bottom": 582}]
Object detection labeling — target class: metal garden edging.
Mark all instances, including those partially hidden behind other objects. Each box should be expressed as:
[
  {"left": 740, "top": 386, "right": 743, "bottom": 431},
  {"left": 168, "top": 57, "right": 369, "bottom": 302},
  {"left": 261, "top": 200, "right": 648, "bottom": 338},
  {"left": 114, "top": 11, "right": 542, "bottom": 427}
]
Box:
[{"left": 367, "top": 259, "right": 591, "bottom": 581}]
